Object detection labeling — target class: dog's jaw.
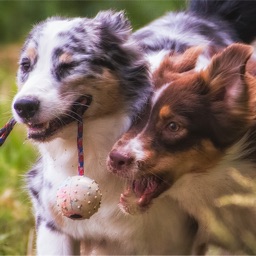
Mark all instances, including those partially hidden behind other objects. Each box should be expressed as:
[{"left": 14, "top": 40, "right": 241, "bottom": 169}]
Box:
[{"left": 119, "top": 175, "right": 170, "bottom": 214}]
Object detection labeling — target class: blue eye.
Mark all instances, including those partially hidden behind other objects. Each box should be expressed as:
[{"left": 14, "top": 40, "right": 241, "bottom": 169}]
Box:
[{"left": 168, "top": 122, "right": 179, "bottom": 132}]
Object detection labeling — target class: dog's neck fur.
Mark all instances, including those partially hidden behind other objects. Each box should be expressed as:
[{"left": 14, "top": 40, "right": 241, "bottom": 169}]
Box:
[{"left": 38, "top": 111, "right": 131, "bottom": 182}]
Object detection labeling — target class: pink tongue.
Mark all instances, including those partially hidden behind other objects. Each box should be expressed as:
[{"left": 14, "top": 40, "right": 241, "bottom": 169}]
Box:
[{"left": 133, "top": 177, "right": 159, "bottom": 206}]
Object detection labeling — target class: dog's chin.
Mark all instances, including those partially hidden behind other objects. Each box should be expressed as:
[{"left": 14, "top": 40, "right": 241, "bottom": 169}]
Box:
[
  {"left": 26, "top": 95, "right": 92, "bottom": 142},
  {"left": 119, "top": 175, "right": 170, "bottom": 215}
]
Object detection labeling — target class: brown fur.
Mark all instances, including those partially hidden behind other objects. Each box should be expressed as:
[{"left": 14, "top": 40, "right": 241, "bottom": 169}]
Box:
[
  {"left": 153, "top": 46, "right": 204, "bottom": 88},
  {"left": 26, "top": 47, "right": 37, "bottom": 63},
  {"left": 59, "top": 52, "right": 73, "bottom": 64},
  {"left": 61, "top": 69, "right": 125, "bottom": 118}
]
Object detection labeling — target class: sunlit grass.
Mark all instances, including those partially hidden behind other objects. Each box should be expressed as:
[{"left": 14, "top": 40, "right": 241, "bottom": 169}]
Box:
[{"left": 0, "top": 44, "right": 36, "bottom": 255}]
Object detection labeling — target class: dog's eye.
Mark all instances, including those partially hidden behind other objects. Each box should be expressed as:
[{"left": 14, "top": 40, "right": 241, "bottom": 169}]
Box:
[
  {"left": 20, "top": 58, "right": 31, "bottom": 72},
  {"left": 167, "top": 122, "right": 179, "bottom": 132},
  {"left": 56, "top": 62, "right": 76, "bottom": 79}
]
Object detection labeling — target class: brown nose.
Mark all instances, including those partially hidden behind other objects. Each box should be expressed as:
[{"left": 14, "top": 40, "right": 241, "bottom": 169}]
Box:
[{"left": 109, "top": 150, "right": 133, "bottom": 171}]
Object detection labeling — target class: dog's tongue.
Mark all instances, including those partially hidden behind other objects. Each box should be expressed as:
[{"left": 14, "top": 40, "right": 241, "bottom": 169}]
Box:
[
  {"left": 132, "top": 177, "right": 160, "bottom": 206},
  {"left": 119, "top": 176, "right": 169, "bottom": 214}
]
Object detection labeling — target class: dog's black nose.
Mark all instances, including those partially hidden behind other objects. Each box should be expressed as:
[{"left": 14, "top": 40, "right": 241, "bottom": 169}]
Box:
[
  {"left": 109, "top": 150, "right": 133, "bottom": 170},
  {"left": 14, "top": 97, "right": 40, "bottom": 120}
]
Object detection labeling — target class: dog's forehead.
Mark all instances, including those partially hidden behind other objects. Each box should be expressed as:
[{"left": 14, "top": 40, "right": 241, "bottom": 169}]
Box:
[
  {"left": 22, "top": 17, "right": 94, "bottom": 57},
  {"left": 151, "top": 83, "right": 170, "bottom": 106},
  {"left": 151, "top": 83, "right": 179, "bottom": 113},
  {"left": 151, "top": 76, "right": 203, "bottom": 121}
]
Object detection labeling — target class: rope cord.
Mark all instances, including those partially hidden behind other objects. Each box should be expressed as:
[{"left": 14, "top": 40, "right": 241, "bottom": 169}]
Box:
[
  {"left": 77, "top": 119, "right": 84, "bottom": 176},
  {"left": 0, "top": 118, "right": 16, "bottom": 146}
]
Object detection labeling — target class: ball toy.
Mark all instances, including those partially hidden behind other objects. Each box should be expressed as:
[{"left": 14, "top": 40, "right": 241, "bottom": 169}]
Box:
[{"left": 57, "top": 175, "right": 102, "bottom": 220}]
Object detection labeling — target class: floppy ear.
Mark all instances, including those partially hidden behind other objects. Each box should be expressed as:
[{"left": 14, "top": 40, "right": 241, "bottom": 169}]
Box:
[
  {"left": 201, "top": 43, "right": 254, "bottom": 147},
  {"left": 95, "top": 10, "right": 131, "bottom": 43},
  {"left": 202, "top": 43, "right": 253, "bottom": 108}
]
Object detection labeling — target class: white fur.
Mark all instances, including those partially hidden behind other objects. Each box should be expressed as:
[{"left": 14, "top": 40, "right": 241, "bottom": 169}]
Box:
[
  {"left": 195, "top": 53, "right": 211, "bottom": 72},
  {"left": 151, "top": 83, "right": 170, "bottom": 106},
  {"left": 146, "top": 50, "right": 170, "bottom": 72}
]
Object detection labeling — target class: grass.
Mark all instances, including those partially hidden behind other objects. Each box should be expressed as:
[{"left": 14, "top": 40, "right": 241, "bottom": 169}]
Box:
[{"left": 0, "top": 44, "right": 36, "bottom": 255}]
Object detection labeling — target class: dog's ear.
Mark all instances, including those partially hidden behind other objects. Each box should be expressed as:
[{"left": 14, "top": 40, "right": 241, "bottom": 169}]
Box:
[
  {"left": 202, "top": 43, "right": 253, "bottom": 108},
  {"left": 95, "top": 10, "right": 131, "bottom": 43},
  {"left": 202, "top": 43, "right": 254, "bottom": 147}
]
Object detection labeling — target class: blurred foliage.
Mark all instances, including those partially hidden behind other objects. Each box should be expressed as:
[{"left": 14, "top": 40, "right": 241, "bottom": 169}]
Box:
[
  {"left": 0, "top": 0, "right": 186, "bottom": 44},
  {"left": 0, "top": 44, "right": 36, "bottom": 255}
]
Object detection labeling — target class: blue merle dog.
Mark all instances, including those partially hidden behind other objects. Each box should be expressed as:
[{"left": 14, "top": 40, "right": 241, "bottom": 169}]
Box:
[{"left": 12, "top": 11, "right": 196, "bottom": 255}]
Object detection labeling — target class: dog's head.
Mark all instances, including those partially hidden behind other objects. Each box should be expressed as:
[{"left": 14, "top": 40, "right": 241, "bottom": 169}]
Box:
[
  {"left": 107, "top": 43, "right": 255, "bottom": 214},
  {"left": 12, "top": 11, "right": 151, "bottom": 141}
]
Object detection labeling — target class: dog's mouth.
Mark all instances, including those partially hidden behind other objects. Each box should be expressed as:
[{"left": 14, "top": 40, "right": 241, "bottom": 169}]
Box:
[
  {"left": 120, "top": 175, "right": 170, "bottom": 214},
  {"left": 27, "top": 95, "right": 92, "bottom": 141}
]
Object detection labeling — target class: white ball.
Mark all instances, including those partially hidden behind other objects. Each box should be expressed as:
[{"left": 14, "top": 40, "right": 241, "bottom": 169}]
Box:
[{"left": 56, "top": 176, "right": 102, "bottom": 220}]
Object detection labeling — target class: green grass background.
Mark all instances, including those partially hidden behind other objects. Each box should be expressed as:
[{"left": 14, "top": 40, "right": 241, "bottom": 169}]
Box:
[{"left": 0, "top": 45, "right": 36, "bottom": 255}]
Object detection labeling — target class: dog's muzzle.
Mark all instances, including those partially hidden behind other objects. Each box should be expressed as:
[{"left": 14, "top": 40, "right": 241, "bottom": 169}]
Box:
[{"left": 13, "top": 95, "right": 92, "bottom": 141}]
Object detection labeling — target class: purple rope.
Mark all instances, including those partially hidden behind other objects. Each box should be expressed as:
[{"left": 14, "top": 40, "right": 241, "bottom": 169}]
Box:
[
  {"left": 77, "top": 120, "right": 84, "bottom": 176},
  {"left": 0, "top": 118, "right": 16, "bottom": 146}
]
